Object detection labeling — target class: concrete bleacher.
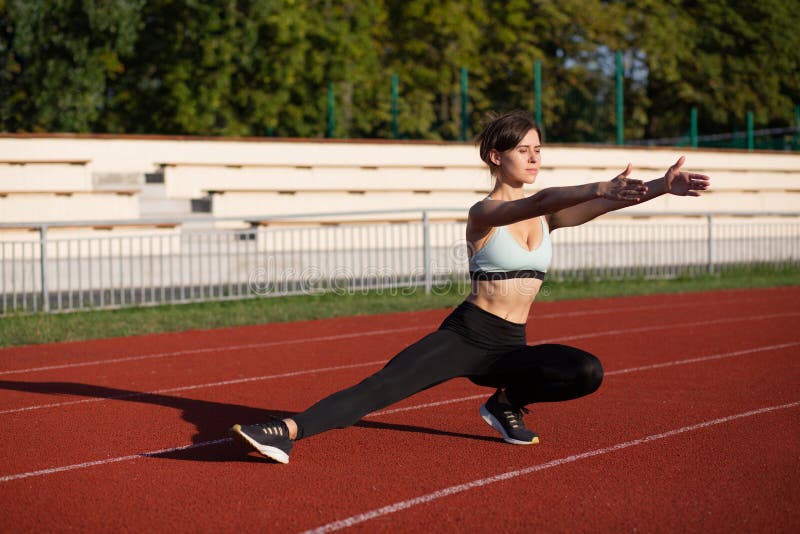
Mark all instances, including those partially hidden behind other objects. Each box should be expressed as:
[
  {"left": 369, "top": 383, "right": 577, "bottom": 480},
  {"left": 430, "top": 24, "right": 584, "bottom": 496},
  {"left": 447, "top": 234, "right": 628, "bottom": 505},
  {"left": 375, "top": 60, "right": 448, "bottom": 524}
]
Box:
[
  {"left": 0, "top": 159, "right": 92, "bottom": 191},
  {"left": 0, "top": 134, "right": 798, "bottom": 233},
  {"left": 0, "top": 158, "right": 142, "bottom": 226},
  {"left": 158, "top": 159, "right": 486, "bottom": 227},
  {"left": 160, "top": 145, "right": 800, "bottom": 225},
  {"left": 0, "top": 190, "right": 140, "bottom": 223}
]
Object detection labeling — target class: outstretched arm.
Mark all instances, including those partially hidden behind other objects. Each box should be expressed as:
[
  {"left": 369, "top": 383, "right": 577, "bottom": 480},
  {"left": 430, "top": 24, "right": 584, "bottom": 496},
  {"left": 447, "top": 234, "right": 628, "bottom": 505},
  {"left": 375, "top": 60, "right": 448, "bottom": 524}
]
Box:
[
  {"left": 469, "top": 174, "right": 648, "bottom": 231},
  {"left": 547, "top": 156, "right": 710, "bottom": 231}
]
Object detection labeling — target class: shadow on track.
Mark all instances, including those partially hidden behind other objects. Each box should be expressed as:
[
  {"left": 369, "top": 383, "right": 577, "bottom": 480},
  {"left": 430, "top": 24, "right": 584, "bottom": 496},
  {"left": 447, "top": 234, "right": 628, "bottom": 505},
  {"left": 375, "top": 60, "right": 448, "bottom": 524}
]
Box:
[{"left": 0, "top": 380, "right": 497, "bottom": 463}]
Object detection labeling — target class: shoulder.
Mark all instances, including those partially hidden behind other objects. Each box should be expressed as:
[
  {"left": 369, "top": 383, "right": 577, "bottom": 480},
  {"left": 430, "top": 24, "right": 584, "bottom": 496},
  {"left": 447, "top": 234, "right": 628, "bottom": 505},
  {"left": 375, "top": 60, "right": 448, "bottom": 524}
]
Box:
[
  {"left": 467, "top": 199, "right": 497, "bottom": 241},
  {"left": 467, "top": 197, "right": 489, "bottom": 222}
]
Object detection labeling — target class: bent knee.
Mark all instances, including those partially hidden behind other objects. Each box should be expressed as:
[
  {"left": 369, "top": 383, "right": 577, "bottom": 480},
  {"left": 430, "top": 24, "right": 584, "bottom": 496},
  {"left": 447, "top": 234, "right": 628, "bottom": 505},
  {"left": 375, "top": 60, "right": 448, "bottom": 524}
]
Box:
[{"left": 581, "top": 353, "right": 604, "bottom": 394}]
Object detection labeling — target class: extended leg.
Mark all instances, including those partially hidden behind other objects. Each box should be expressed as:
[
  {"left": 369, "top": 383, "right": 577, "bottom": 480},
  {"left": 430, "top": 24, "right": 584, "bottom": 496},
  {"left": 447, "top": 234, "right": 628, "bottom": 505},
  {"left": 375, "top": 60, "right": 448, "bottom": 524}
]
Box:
[{"left": 292, "top": 329, "right": 484, "bottom": 439}]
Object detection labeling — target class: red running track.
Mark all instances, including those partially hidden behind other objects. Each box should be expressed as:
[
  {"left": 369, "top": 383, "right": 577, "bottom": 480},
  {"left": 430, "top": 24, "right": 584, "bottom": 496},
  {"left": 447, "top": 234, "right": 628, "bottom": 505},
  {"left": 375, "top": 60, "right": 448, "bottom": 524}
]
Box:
[{"left": 0, "top": 287, "right": 798, "bottom": 532}]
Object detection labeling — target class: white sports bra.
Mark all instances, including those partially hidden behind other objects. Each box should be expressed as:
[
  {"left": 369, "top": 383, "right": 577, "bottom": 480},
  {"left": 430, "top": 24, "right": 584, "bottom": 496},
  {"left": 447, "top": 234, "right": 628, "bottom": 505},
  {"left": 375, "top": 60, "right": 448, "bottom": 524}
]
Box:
[{"left": 468, "top": 216, "right": 552, "bottom": 281}]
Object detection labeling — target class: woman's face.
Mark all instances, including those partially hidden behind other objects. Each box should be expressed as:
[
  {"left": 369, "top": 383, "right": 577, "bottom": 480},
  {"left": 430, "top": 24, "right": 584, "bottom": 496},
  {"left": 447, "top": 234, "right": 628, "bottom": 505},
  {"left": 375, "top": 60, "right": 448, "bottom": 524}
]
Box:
[{"left": 490, "top": 128, "right": 541, "bottom": 186}]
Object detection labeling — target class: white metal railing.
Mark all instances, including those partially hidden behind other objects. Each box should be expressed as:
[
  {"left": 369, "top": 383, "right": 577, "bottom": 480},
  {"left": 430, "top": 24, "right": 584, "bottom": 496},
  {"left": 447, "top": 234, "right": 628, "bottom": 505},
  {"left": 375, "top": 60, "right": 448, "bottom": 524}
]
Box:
[{"left": 1, "top": 210, "right": 798, "bottom": 314}]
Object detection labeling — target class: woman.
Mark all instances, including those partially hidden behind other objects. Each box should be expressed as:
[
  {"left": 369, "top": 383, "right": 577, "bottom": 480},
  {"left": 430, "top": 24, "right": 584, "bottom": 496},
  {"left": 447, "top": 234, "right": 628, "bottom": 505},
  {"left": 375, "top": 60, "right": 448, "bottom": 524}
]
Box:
[{"left": 230, "top": 110, "right": 710, "bottom": 464}]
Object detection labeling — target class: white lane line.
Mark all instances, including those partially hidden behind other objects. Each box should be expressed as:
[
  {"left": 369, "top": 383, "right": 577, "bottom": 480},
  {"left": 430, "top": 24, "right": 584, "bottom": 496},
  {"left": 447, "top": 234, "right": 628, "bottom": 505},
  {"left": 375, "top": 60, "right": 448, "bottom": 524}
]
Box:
[
  {"left": 0, "top": 360, "right": 386, "bottom": 415},
  {"left": 606, "top": 341, "right": 800, "bottom": 375},
  {"left": 531, "top": 292, "right": 789, "bottom": 319},
  {"left": 303, "top": 400, "right": 800, "bottom": 533},
  {"left": 536, "top": 311, "right": 800, "bottom": 344},
  {"left": 0, "top": 327, "right": 428, "bottom": 377},
  {"left": 1, "top": 292, "right": 788, "bottom": 376},
  {"left": 368, "top": 395, "right": 487, "bottom": 418},
  {"left": 0, "top": 438, "right": 232, "bottom": 483},
  {"left": 367, "top": 341, "right": 800, "bottom": 418},
  {"left": 3, "top": 310, "right": 798, "bottom": 416},
  {"left": 1, "top": 340, "right": 796, "bottom": 484}
]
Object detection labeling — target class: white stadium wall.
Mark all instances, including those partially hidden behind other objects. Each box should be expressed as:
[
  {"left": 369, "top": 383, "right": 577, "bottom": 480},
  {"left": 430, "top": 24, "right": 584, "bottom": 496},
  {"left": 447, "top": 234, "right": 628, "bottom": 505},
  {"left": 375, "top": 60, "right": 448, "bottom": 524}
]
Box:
[
  {"left": 2, "top": 134, "right": 799, "bottom": 313},
  {"left": 1, "top": 133, "right": 799, "bottom": 230},
  {"left": 0, "top": 191, "right": 139, "bottom": 223}
]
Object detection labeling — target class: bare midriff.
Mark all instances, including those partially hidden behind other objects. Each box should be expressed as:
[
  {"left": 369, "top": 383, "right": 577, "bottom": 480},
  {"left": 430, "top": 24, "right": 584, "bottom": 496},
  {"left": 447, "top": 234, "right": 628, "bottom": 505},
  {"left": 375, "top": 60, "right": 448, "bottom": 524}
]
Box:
[{"left": 466, "top": 278, "right": 542, "bottom": 324}]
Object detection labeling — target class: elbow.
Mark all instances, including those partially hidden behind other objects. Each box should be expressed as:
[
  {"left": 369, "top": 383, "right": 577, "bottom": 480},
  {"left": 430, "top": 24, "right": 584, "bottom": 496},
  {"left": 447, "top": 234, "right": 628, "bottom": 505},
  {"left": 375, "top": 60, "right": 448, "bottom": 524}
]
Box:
[{"left": 527, "top": 189, "right": 558, "bottom": 217}]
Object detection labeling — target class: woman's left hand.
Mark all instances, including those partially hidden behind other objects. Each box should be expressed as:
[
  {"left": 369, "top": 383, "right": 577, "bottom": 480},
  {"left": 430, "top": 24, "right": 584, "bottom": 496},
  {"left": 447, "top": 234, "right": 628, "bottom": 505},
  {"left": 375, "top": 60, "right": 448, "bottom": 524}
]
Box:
[{"left": 664, "top": 156, "right": 711, "bottom": 196}]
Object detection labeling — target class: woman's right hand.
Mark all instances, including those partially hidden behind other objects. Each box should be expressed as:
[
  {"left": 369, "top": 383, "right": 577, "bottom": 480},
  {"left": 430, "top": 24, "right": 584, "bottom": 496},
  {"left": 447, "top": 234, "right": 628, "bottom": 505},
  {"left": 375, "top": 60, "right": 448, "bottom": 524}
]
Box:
[{"left": 598, "top": 164, "right": 648, "bottom": 202}]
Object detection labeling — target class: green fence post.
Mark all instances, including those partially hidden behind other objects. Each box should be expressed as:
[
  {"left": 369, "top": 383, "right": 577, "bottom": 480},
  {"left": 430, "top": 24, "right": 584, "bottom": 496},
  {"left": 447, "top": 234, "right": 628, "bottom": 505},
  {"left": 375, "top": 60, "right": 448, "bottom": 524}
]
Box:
[
  {"left": 747, "top": 110, "right": 754, "bottom": 150},
  {"left": 460, "top": 66, "right": 468, "bottom": 141},
  {"left": 534, "top": 60, "right": 543, "bottom": 127},
  {"left": 690, "top": 107, "right": 698, "bottom": 148},
  {"left": 391, "top": 74, "right": 399, "bottom": 139},
  {"left": 615, "top": 51, "right": 624, "bottom": 145},
  {"left": 327, "top": 82, "right": 335, "bottom": 138}
]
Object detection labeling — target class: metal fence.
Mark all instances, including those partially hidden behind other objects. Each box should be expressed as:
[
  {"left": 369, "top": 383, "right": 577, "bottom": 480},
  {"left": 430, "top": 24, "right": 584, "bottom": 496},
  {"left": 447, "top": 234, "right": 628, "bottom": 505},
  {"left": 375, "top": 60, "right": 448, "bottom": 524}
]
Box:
[{"left": 2, "top": 210, "right": 799, "bottom": 315}]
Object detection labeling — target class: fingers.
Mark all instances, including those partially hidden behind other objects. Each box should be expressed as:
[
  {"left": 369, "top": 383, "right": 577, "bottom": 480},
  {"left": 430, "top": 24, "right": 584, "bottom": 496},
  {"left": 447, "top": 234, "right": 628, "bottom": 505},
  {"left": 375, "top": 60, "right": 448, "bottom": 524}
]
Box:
[
  {"left": 631, "top": 183, "right": 648, "bottom": 200},
  {"left": 620, "top": 179, "right": 646, "bottom": 194},
  {"left": 687, "top": 172, "right": 711, "bottom": 190},
  {"left": 606, "top": 164, "right": 647, "bottom": 201}
]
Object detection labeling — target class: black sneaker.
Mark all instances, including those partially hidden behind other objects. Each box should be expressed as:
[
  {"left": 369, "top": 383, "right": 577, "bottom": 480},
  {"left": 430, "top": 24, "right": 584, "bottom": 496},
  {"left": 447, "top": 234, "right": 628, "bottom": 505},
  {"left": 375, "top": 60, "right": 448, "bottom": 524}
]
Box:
[
  {"left": 480, "top": 390, "right": 539, "bottom": 445},
  {"left": 229, "top": 419, "right": 293, "bottom": 464}
]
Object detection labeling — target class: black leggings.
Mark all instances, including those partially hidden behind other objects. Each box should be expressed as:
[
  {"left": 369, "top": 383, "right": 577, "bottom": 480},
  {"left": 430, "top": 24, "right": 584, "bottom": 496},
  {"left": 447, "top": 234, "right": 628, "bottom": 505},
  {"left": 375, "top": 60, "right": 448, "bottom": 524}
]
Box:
[{"left": 292, "top": 300, "right": 603, "bottom": 440}]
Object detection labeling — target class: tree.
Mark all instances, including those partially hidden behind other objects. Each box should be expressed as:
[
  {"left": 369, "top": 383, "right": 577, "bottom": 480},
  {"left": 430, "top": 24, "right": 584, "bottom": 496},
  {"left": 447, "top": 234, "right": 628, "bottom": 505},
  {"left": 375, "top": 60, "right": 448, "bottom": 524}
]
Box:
[
  {"left": 108, "top": 1, "right": 254, "bottom": 135},
  {"left": 0, "top": 0, "right": 144, "bottom": 132},
  {"left": 110, "top": 0, "right": 390, "bottom": 138},
  {"left": 633, "top": 0, "right": 800, "bottom": 140},
  {"left": 299, "top": 0, "right": 388, "bottom": 138},
  {"left": 386, "top": 0, "right": 488, "bottom": 140},
  {"left": 1, "top": 0, "right": 797, "bottom": 143}
]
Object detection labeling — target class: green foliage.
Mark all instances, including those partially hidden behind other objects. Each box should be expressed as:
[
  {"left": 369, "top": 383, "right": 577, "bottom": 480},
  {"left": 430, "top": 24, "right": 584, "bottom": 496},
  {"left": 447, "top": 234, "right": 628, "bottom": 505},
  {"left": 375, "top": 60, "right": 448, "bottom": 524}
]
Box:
[
  {"left": 635, "top": 0, "right": 800, "bottom": 138},
  {"left": 1, "top": 0, "right": 798, "bottom": 142},
  {"left": 382, "top": 0, "right": 489, "bottom": 139},
  {"left": 1, "top": 0, "right": 144, "bottom": 132}
]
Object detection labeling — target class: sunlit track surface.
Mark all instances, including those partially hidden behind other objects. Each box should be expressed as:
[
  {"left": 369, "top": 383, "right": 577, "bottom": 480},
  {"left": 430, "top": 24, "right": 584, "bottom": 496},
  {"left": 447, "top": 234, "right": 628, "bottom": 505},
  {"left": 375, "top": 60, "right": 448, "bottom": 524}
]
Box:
[
  {"left": 0, "top": 287, "right": 798, "bottom": 532},
  {"left": 0, "top": 288, "right": 791, "bottom": 376},
  {"left": 1, "top": 340, "right": 798, "bottom": 484}
]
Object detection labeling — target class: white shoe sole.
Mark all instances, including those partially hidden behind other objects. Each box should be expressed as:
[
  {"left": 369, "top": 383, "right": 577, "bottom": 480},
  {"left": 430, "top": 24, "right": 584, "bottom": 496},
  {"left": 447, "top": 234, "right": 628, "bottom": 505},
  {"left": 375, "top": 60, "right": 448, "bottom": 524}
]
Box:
[
  {"left": 479, "top": 404, "right": 539, "bottom": 445},
  {"left": 230, "top": 424, "right": 290, "bottom": 464}
]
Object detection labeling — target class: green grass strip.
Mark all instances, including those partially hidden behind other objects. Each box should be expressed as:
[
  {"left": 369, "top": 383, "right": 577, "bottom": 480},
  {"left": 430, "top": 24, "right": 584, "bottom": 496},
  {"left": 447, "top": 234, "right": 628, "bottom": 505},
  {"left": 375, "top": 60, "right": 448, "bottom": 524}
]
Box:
[{"left": 1, "top": 264, "right": 798, "bottom": 348}]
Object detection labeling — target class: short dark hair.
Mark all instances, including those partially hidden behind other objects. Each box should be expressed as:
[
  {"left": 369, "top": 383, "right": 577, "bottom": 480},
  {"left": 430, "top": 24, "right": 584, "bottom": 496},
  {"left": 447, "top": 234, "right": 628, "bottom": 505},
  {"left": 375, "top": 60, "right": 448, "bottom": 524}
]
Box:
[{"left": 476, "top": 110, "right": 542, "bottom": 176}]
